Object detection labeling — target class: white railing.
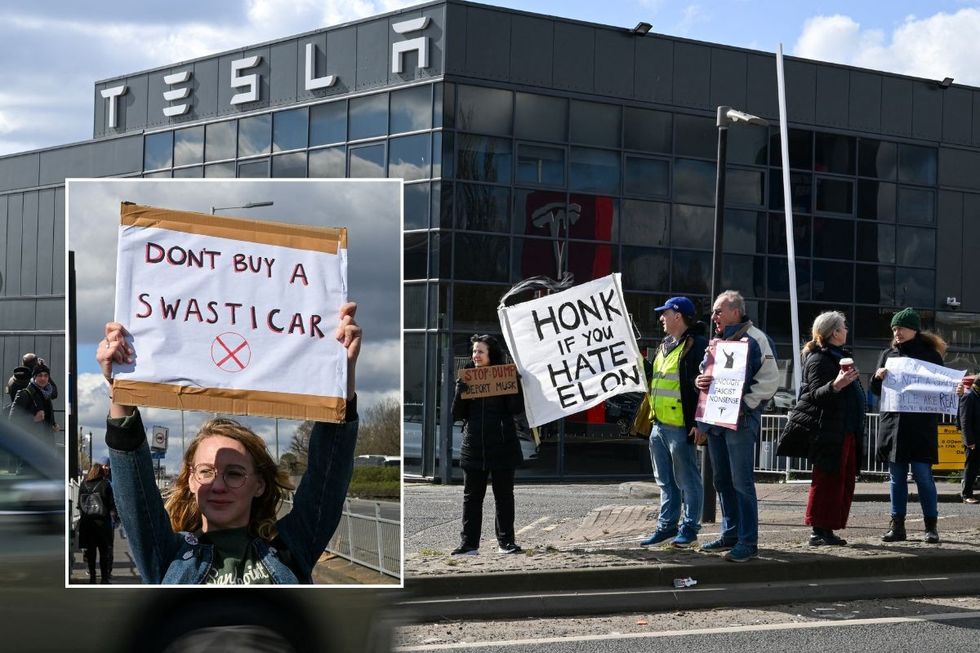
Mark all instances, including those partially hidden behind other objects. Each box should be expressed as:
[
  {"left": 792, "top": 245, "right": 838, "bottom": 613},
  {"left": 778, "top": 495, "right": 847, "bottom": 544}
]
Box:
[{"left": 326, "top": 499, "right": 400, "bottom": 578}]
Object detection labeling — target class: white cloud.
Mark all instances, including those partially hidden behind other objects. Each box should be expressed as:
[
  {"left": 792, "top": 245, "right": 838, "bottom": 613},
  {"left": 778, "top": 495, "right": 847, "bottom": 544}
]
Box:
[{"left": 794, "top": 9, "right": 980, "bottom": 86}]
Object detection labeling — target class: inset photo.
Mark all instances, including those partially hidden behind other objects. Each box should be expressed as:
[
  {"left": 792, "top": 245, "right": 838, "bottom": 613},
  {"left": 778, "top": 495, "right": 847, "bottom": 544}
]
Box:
[{"left": 67, "top": 178, "right": 402, "bottom": 586}]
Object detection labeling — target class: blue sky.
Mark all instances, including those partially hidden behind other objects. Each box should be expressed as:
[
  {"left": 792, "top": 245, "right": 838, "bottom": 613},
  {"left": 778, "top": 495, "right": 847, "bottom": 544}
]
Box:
[{"left": 0, "top": 0, "right": 978, "bottom": 156}]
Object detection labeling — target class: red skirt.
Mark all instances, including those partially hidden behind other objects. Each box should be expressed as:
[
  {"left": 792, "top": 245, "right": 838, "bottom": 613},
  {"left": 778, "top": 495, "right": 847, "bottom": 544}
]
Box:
[{"left": 805, "top": 432, "right": 857, "bottom": 530}]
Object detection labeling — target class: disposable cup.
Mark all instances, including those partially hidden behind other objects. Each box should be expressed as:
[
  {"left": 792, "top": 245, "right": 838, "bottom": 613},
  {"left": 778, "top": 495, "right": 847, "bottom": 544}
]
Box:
[{"left": 839, "top": 358, "right": 854, "bottom": 373}]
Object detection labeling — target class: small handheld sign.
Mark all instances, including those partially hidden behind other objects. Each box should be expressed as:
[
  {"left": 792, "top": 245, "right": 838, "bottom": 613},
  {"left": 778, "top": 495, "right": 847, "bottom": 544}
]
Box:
[
  {"left": 460, "top": 364, "right": 519, "bottom": 399},
  {"left": 695, "top": 339, "right": 749, "bottom": 430}
]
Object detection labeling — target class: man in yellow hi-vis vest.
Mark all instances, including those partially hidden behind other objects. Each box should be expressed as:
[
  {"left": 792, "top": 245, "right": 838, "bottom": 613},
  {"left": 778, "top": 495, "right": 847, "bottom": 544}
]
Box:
[{"left": 635, "top": 296, "right": 708, "bottom": 548}]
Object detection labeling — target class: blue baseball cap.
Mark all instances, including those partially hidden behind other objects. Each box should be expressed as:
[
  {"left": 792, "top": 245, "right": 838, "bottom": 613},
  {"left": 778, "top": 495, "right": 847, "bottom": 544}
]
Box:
[{"left": 654, "top": 296, "right": 696, "bottom": 317}]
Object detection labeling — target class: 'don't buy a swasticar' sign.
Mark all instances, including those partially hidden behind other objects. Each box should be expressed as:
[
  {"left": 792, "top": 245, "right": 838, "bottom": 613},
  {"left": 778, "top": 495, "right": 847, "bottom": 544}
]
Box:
[{"left": 111, "top": 203, "right": 349, "bottom": 422}]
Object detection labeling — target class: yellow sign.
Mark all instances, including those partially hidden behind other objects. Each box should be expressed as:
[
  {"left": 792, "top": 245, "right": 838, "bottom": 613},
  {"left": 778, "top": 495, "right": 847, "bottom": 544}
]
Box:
[{"left": 934, "top": 424, "right": 966, "bottom": 471}]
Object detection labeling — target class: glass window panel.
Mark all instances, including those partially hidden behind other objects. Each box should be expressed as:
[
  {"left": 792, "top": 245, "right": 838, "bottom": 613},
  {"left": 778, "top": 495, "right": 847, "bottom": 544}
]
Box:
[
  {"left": 722, "top": 254, "right": 764, "bottom": 297},
  {"left": 765, "top": 301, "right": 791, "bottom": 339},
  {"left": 728, "top": 126, "right": 768, "bottom": 165},
  {"left": 237, "top": 159, "right": 269, "bottom": 178},
  {"left": 172, "top": 166, "right": 203, "bottom": 178},
  {"left": 856, "top": 222, "right": 895, "bottom": 263},
  {"left": 515, "top": 93, "right": 567, "bottom": 142},
  {"left": 458, "top": 184, "right": 510, "bottom": 232},
  {"left": 896, "top": 227, "right": 936, "bottom": 267},
  {"left": 895, "top": 268, "right": 935, "bottom": 307},
  {"left": 205, "top": 121, "right": 237, "bottom": 162},
  {"left": 433, "top": 83, "right": 443, "bottom": 129},
  {"left": 432, "top": 131, "right": 442, "bottom": 179},
  {"left": 404, "top": 182, "right": 430, "bottom": 230},
  {"left": 456, "top": 85, "right": 512, "bottom": 136},
  {"left": 623, "top": 246, "right": 669, "bottom": 291},
  {"left": 812, "top": 260, "right": 853, "bottom": 301},
  {"left": 404, "top": 284, "right": 426, "bottom": 329},
  {"left": 310, "top": 101, "right": 347, "bottom": 146},
  {"left": 814, "top": 133, "right": 855, "bottom": 175},
  {"left": 453, "top": 283, "right": 508, "bottom": 333},
  {"left": 674, "top": 114, "right": 715, "bottom": 159},
  {"left": 513, "top": 188, "right": 565, "bottom": 236},
  {"left": 238, "top": 114, "right": 271, "bottom": 157},
  {"left": 204, "top": 162, "right": 236, "bottom": 177},
  {"left": 621, "top": 199, "right": 669, "bottom": 247},
  {"left": 858, "top": 139, "right": 897, "bottom": 180},
  {"left": 671, "top": 204, "right": 713, "bottom": 250},
  {"left": 854, "top": 306, "right": 894, "bottom": 341},
  {"left": 349, "top": 93, "right": 388, "bottom": 140},
  {"left": 813, "top": 217, "right": 854, "bottom": 260},
  {"left": 856, "top": 180, "right": 896, "bottom": 221},
  {"left": 271, "top": 152, "right": 306, "bottom": 178},
  {"left": 898, "top": 144, "right": 937, "bottom": 185},
  {"left": 815, "top": 177, "right": 853, "bottom": 214},
  {"left": 725, "top": 210, "right": 765, "bottom": 254},
  {"left": 272, "top": 108, "right": 308, "bottom": 152},
  {"left": 768, "top": 171, "right": 811, "bottom": 212},
  {"left": 569, "top": 100, "right": 620, "bottom": 148},
  {"left": 389, "top": 133, "right": 431, "bottom": 181},
  {"left": 173, "top": 126, "right": 204, "bottom": 167},
  {"left": 308, "top": 146, "right": 346, "bottom": 178},
  {"left": 623, "top": 107, "right": 671, "bottom": 154},
  {"left": 671, "top": 250, "right": 712, "bottom": 295},
  {"left": 511, "top": 236, "right": 561, "bottom": 280},
  {"left": 567, "top": 241, "right": 615, "bottom": 282},
  {"left": 142, "top": 170, "right": 171, "bottom": 178},
  {"left": 567, "top": 194, "right": 618, "bottom": 241},
  {"left": 624, "top": 156, "right": 669, "bottom": 198},
  {"left": 768, "top": 213, "right": 811, "bottom": 256},
  {"left": 430, "top": 231, "right": 451, "bottom": 278},
  {"left": 569, "top": 147, "right": 620, "bottom": 194},
  {"left": 457, "top": 134, "right": 511, "bottom": 183},
  {"left": 516, "top": 144, "right": 565, "bottom": 186},
  {"left": 768, "top": 258, "right": 810, "bottom": 299},
  {"left": 349, "top": 143, "right": 386, "bottom": 177},
  {"left": 726, "top": 167, "right": 765, "bottom": 206},
  {"left": 143, "top": 131, "right": 173, "bottom": 170},
  {"left": 390, "top": 85, "right": 432, "bottom": 134},
  {"left": 404, "top": 232, "right": 427, "bottom": 280},
  {"left": 855, "top": 265, "right": 895, "bottom": 305},
  {"left": 673, "top": 158, "right": 715, "bottom": 205},
  {"left": 770, "top": 128, "right": 812, "bottom": 170},
  {"left": 435, "top": 180, "right": 453, "bottom": 229},
  {"left": 897, "top": 187, "right": 935, "bottom": 225},
  {"left": 454, "top": 233, "right": 510, "bottom": 281}
]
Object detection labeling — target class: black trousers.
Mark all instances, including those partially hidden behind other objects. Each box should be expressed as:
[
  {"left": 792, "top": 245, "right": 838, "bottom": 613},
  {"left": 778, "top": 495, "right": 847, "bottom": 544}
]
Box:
[
  {"left": 82, "top": 521, "right": 113, "bottom": 580},
  {"left": 461, "top": 467, "right": 516, "bottom": 548},
  {"left": 963, "top": 446, "right": 979, "bottom": 498}
]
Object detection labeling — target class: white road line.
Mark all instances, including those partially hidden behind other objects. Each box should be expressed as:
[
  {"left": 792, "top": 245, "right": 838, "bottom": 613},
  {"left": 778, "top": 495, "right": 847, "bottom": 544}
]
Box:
[
  {"left": 515, "top": 516, "right": 550, "bottom": 535},
  {"left": 394, "top": 610, "right": 980, "bottom": 651}
]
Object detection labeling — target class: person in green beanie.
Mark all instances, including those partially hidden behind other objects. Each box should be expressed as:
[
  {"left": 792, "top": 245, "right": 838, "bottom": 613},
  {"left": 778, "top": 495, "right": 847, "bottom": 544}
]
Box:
[{"left": 869, "top": 307, "right": 946, "bottom": 544}]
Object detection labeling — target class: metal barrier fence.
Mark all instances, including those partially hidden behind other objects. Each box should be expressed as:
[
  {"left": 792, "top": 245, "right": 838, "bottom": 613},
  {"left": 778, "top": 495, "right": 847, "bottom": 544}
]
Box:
[{"left": 325, "top": 499, "right": 400, "bottom": 578}]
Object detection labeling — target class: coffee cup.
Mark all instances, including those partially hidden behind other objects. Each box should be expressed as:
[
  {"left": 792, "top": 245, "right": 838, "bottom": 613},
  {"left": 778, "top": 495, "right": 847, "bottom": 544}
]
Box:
[
  {"left": 964, "top": 375, "right": 975, "bottom": 390},
  {"left": 839, "top": 358, "right": 854, "bottom": 373}
]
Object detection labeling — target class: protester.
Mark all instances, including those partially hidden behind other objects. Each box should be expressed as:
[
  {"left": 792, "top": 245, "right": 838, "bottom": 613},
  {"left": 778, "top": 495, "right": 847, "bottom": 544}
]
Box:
[
  {"left": 7, "top": 353, "right": 58, "bottom": 405},
  {"left": 78, "top": 462, "right": 116, "bottom": 583},
  {"left": 634, "top": 297, "right": 707, "bottom": 548},
  {"left": 9, "top": 364, "right": 58, "bottom": 437},
  {"left": 870, "top": 307, "right": 945, "bottom": 543},
  {"left": 779, "top": 311, "right": 865, "bottom": 546},
  {"left": 96, "top": 302, "right": 361, "bottom": 584},
  {"left": 955, "top": 376, "right": 979, "bottom": 504},
  {"left": 451, "top": 334, "right": 524, "bottom": 555},
  {"left": 695, "top": 290, "right": 778, "bottom": 562}
]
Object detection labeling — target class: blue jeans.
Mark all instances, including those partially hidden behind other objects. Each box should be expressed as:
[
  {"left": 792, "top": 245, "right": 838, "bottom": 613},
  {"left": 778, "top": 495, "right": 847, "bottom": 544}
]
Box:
[
  {"left": 706, "top": 424, "right": 758, "bottom": 547},
  {"left": 649, "top": 422, "right": 703, "bottom": 536},
  {"left": 888, "top": 461, "right": 938, "bottom": 519}
]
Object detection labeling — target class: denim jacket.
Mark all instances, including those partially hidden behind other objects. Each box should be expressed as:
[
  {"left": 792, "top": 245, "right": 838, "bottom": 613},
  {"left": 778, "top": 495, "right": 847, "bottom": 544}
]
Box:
[{"left": 106, "top": 403, "right": 358, "bottom": 584}]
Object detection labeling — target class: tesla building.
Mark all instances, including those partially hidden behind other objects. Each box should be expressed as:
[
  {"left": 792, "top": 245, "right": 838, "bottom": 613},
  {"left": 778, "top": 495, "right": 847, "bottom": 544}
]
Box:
[{"left": 1, "top": 0, "right": 979, "bottom": 480}]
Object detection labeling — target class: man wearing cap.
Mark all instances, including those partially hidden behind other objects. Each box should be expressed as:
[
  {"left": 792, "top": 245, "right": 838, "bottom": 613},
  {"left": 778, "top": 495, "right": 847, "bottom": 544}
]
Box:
[
  {"left": 634, "top": 297, "right": 708, "bottom": 548},
  {"left": 695, "top": 290, "right": 778, "bottom": 562}
]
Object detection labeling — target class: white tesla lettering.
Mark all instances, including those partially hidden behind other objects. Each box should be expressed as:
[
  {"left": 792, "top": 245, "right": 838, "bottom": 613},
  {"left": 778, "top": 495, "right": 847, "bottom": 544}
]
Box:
[
  {"left": 304, "top": 43, "right": 336, "bottom": 90},
  {"left": 100, "top": 85, "right": 127, "bottom": 128},
  {"left": 230, "top": 56, "right": 261, "bottom": 105},
  {"left": 163, "top": 71, "right": 192, "bottom": 117},
  {"left": 391, "top": 17, "right": 430, "bottom": 73}
]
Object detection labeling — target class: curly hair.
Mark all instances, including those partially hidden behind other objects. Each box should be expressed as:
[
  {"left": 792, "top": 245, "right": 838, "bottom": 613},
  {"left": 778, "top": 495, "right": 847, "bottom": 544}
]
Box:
[{"left": 164, "top": 418, "right": 294, "bottom": 541}]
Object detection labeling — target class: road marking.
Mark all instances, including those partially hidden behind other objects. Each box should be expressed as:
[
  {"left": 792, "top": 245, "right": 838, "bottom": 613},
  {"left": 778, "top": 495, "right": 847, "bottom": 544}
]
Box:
[
  {"left": 516, "top": 517, "right": 549, "bottom": 535},
  {"left": 394, "top": 610, "right": 980, "bottom": 651}
]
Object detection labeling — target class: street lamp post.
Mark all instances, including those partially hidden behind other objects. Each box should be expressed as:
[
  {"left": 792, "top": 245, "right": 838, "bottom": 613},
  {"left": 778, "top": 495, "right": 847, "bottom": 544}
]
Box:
[
  {"left": 703, "top": 106, "right": 770, "bottom": 523},
  {"left": 210, "top": 201, "right": 274, "bottom": 215}
]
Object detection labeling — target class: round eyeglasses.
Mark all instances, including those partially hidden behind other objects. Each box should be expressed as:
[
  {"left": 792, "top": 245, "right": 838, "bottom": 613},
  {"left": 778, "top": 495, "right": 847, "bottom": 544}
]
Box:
[{"left": 191, "top": 465, "right": 249, "bottom": 488}]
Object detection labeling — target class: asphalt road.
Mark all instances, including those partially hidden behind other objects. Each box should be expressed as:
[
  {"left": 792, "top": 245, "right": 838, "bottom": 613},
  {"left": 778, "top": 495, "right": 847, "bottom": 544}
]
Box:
[{"left": 349, "top": 497, "right": 400, "bottom": 521}]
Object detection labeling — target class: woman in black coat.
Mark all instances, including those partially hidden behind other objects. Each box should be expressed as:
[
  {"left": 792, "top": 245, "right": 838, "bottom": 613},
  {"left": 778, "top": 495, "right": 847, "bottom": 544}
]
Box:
[
  {"left": 870, "top": 307, "right": 946, "bottom": 544},
  {"left": 78, "top": 462, "right": 116, "bottom": 583},
  {"left": 451, "top": 334, "right": 524, "bottom": 556}
]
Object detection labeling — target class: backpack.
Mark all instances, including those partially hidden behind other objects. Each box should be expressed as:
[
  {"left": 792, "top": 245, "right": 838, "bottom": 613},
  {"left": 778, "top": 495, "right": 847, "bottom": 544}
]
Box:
[{"left": 79, "top": 481, "right": 107, "bottom": 518}]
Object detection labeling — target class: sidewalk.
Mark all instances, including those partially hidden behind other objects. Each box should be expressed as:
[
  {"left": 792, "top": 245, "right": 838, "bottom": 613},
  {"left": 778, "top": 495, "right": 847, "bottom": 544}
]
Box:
[
  {"left": 403, "top": 481, "right": 980, "bottom": 608},
  {"left": 69, "top": 527, "right": 140, "bottom": 585}
]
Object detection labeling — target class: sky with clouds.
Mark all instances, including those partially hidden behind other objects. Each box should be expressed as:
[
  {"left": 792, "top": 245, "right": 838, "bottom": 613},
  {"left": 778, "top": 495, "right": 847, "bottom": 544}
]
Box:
[
  {"left": 1, "top": 0, "right": 978, "bottom": 156},
  {"left": 69, "top": 179, "right": 401, "bottom": 470}
]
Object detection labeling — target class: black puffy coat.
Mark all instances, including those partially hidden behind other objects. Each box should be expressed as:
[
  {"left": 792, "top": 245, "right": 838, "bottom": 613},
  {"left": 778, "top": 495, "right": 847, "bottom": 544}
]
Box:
[
  {"left": 870, "top": 335, "right": 943, "bottom": 464},
  {"left": 452, "top": 364, "right": 524, "bottom": 471}
]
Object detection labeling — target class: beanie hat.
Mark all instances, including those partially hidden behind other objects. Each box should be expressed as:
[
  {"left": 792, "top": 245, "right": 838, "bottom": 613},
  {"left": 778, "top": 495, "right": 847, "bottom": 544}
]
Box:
[
  {"left": 890, "top": 307, "right": 921, "bottom": 332},
  {"left": 32, "top": 363, "right": 50, "bottom": 378}
]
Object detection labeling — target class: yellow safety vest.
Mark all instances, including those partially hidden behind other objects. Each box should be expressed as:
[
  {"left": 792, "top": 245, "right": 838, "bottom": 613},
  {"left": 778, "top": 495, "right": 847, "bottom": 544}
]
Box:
[{"left": 648, "top": 344, "right": 684, "bottom": 427}]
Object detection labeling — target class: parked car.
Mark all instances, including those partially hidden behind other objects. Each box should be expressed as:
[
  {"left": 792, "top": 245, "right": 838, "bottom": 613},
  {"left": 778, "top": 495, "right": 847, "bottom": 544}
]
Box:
[{"left": 403, "top": 403, "right": 538, "bottom": 465}]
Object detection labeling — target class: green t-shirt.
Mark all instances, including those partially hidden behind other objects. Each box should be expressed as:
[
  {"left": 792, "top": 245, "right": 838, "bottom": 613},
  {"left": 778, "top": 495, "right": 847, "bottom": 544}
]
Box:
[{"left": 202, "top": 527, "right": 272, "bottom": 585}]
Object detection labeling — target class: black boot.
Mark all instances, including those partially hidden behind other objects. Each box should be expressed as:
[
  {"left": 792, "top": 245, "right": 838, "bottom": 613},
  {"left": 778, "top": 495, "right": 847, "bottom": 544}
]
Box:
[
  {"left": 923, "top": 517, "right": 939, "bottom": 544},
  {"left": 881, "top": 516, "right": 906, "bottom": 542}
]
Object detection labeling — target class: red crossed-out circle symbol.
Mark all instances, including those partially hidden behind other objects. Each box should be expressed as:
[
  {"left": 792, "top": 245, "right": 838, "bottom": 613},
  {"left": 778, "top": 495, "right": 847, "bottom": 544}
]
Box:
[{"left": 211, "top": 332, "right": 251, "bottom": 372}]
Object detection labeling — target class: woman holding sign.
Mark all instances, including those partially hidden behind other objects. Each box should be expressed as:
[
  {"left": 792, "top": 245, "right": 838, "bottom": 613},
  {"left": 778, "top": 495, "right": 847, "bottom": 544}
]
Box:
[
  {"left": 96, "top": 302, "right": 361, "bottom": 584},
  {"left": 451, "top": 334, "right": 524, "bottom": 556},
  {"left": 870, "top": 307, "right": 946, "bottom": 544}
]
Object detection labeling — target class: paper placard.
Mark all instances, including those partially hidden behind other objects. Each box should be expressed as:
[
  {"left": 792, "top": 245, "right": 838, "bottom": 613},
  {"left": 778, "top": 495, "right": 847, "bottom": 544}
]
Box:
[
  {"left": 695, "top": 339, "right": 749, "bottom": 430},
  {"left": 460, "top": 364, "right": 519, "bottom": 399},
  {"left": 880, "top": 356, "right": 964, "bottom": 416}
]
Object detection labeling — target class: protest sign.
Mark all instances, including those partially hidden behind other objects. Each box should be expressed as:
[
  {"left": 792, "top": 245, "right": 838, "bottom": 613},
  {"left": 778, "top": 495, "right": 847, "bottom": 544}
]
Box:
[
  {"left": 111, "top": 203, "right": 348, "bottom": 422},
  {"left": 880, "top": 357, "right": 964, "bottom": 416},
  {"left": 460, "top": 364, "right": 519, "bottom": 399},
  {"left": 499, "top": 274, "right": 646, "bottom": 427},
  {"left": 695, "top": 339, "right": 749, "bottom": 430}
]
